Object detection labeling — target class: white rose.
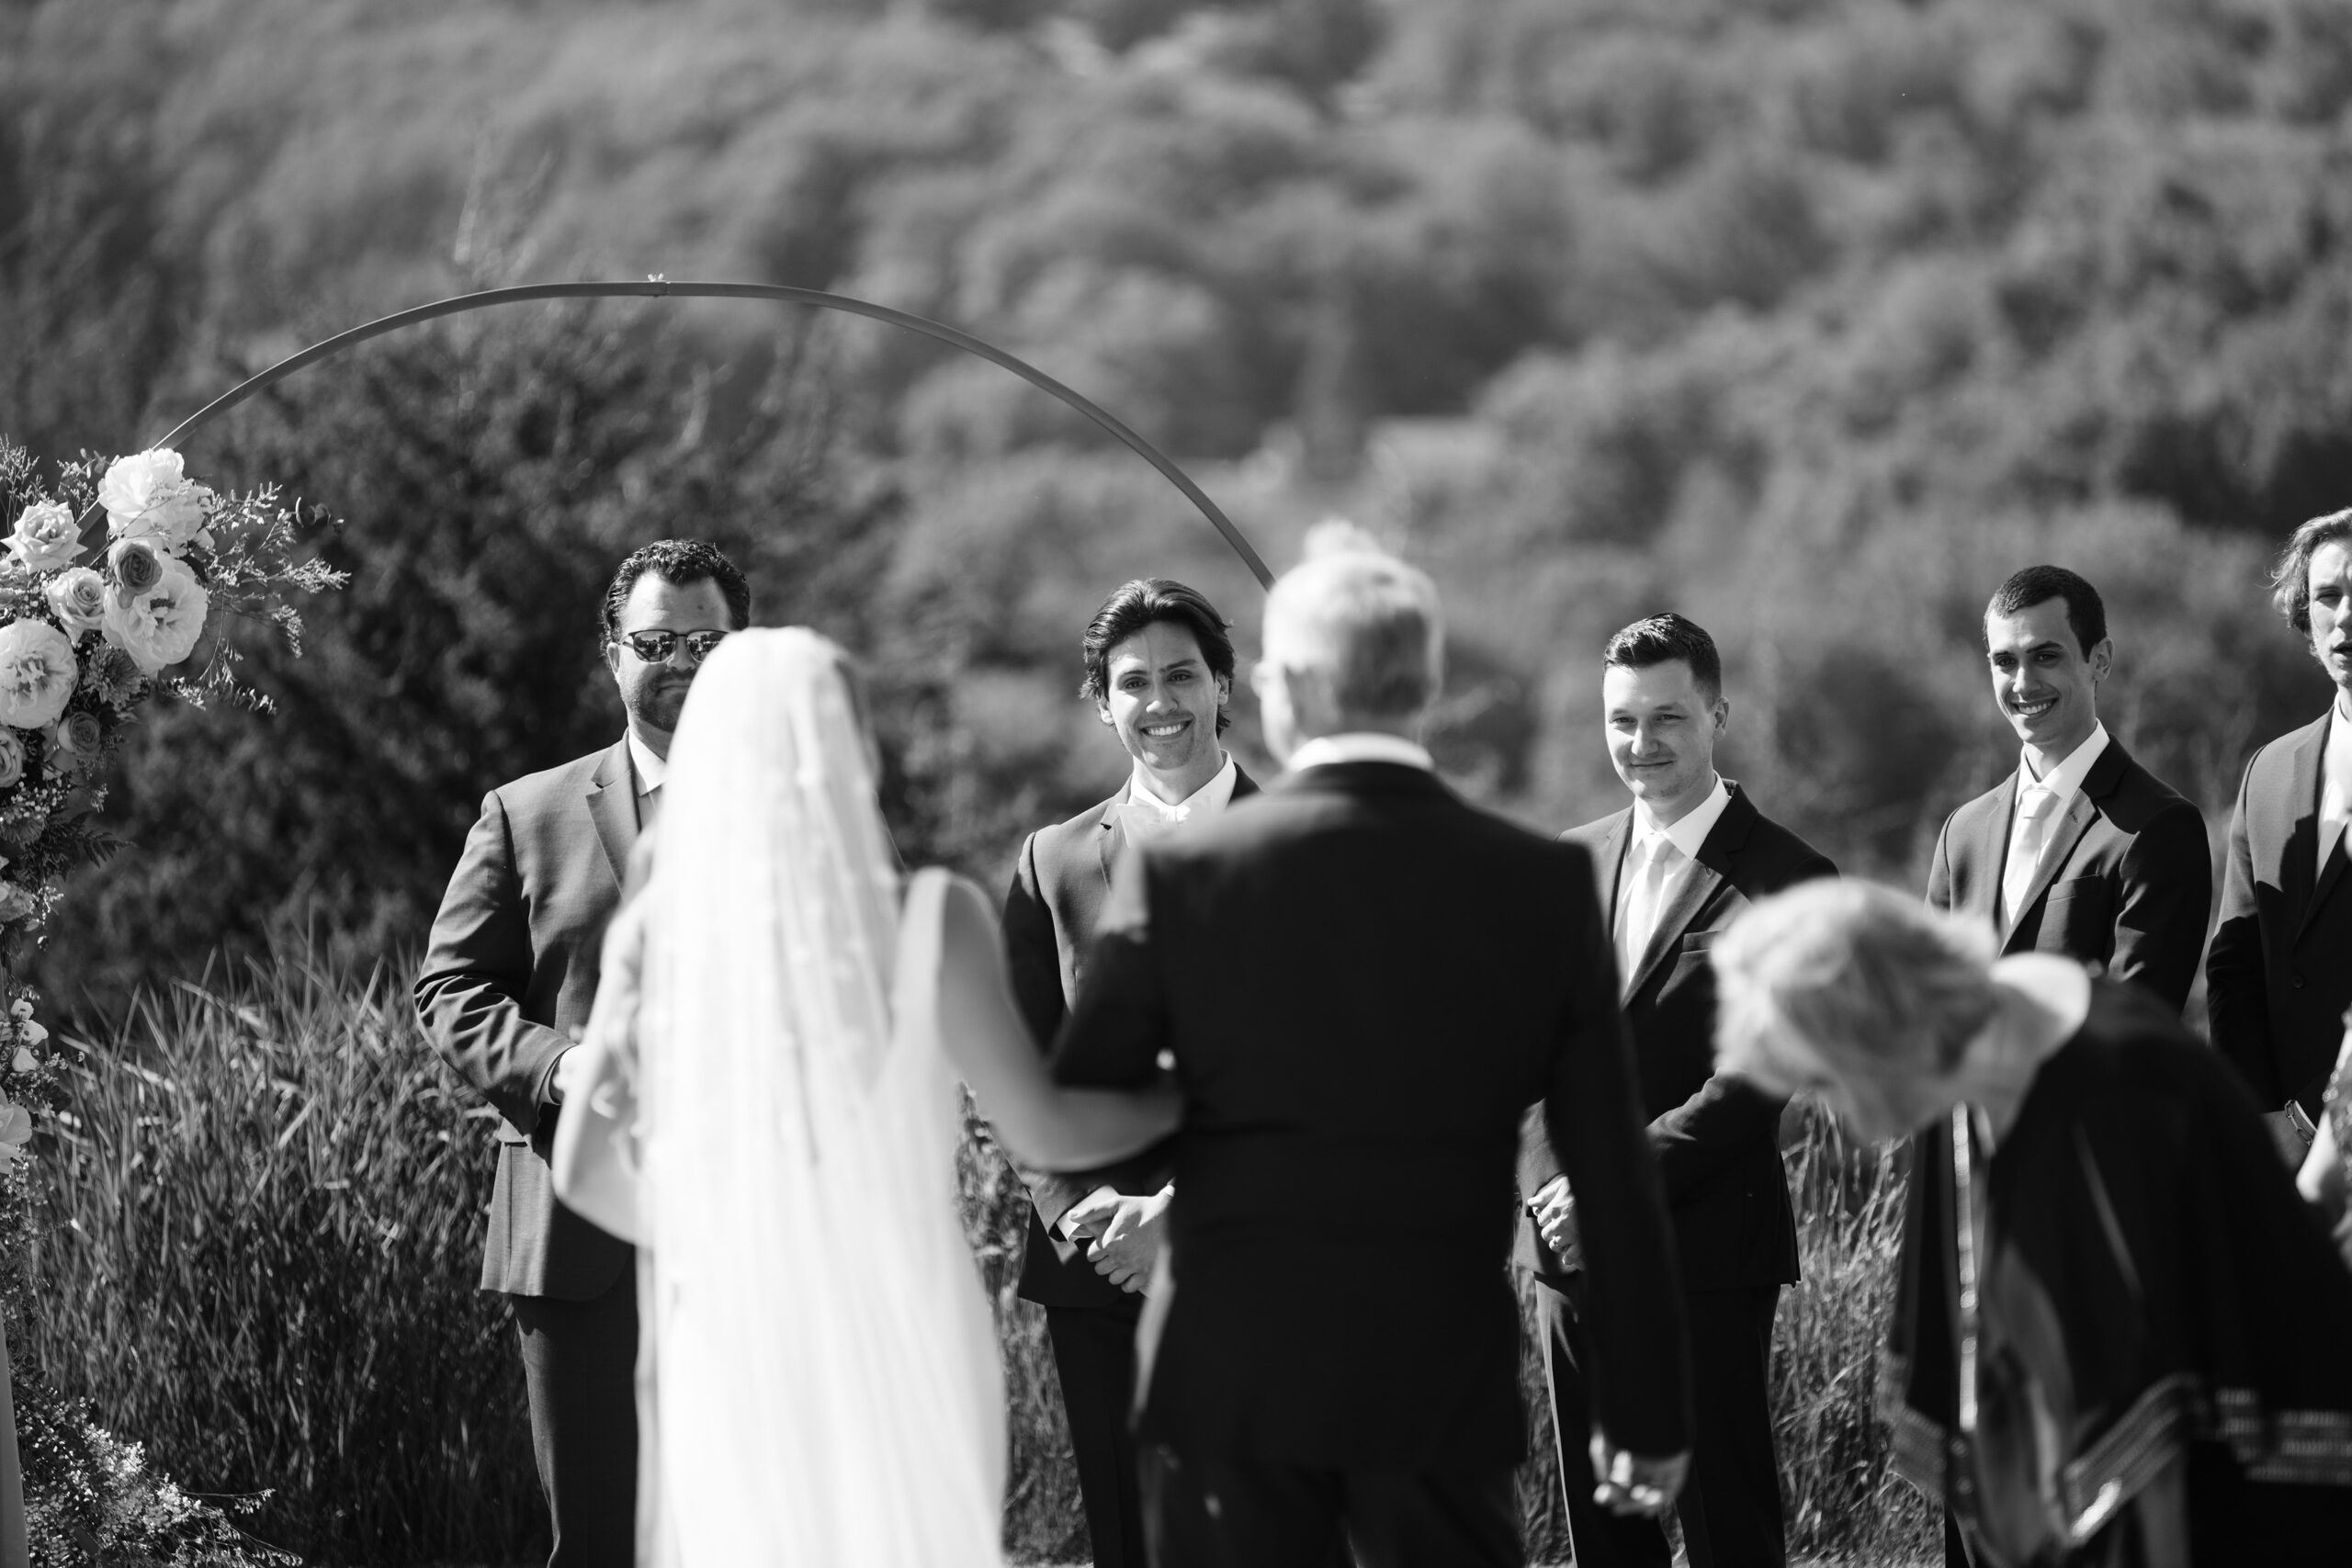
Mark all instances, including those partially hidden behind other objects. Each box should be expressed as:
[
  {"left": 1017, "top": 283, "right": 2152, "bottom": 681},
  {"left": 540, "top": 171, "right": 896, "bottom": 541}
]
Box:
[
  {"left": 101, "top": 553, "right": 209, "bottom": 675},
  {"left": 45, "top": 567, "right": 107, "bottom": 634},
  {"left": 96, "top": 448, "right": 209, "bottom": 550},
  {"left": 0, "top": 1101, "right": 31, "bottom": 1174},
  {"left": 7, "top": 502, "right": 84, "bottom": 573},
  {"left": 0, "top": 620, "right": 78, "bottom": 729}
]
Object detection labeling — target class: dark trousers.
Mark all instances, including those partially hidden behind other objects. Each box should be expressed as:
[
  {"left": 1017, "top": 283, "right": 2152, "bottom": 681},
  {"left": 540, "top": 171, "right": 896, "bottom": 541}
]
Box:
[
  {"left": 1046, "top": 1300, "right": 1149, "bottom": 1568},
  {"left": 510, "top": 1269, "right": 639, "bottom": 1568},
  {"left": 1535, "top": 1277, "right": 1786, "bottom": 1568},
  {"left": 1141, "top": 1445, "right": 1522, "bottom": 1568}
]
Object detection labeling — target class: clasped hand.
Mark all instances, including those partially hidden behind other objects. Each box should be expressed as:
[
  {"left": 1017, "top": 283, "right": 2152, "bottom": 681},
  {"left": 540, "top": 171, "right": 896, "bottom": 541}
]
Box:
[
  {"left": 1589, "top": 1434, "right": 1690, "bottom": 1518},
  {"left": 1059, "top": 1186, "right": 1171, "bottom": 1294}
]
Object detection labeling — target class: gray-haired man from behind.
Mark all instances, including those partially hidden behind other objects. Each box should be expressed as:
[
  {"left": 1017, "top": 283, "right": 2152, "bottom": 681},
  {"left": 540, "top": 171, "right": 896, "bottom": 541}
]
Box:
[
  {"left": 416, "top": 539, "right": 750, "bottom": 1568},
  {"left": 1047, "top": 525, "right": 1692, "bottom": 1567}
]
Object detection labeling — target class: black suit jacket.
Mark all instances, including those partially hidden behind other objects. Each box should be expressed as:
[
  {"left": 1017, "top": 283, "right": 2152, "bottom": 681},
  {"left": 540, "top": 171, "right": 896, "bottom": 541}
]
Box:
[
  {"left": 2207, "top": 707, "right": 2352, "bottom": 1117},
  {"left": 1052, "top": 761, "right": 1690, "bottom": 1471},
  {"left": 1926, "top": 736, "right": 2211, "bottom": 1014},
  {"left": 1001, "top": 765, "right": 1260, "bottom": 1307},
  {"left": 415, "top": 739, "right": 639, "bottom": 1300},
  {"left": 1516, "top": 784, "right": 1829, "bottom": 1292}
]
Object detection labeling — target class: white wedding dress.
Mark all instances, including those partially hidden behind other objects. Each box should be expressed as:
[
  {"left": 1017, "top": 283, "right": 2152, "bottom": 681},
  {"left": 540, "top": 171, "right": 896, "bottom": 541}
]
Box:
[{"left": 552, "top": 629, "right": 1006, "bottom": 1567}]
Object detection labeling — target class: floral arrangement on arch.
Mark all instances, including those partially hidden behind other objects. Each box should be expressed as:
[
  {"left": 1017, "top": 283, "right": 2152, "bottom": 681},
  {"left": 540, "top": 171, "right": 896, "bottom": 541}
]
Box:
[{"left": 0, "top": 436, "right": 340, "bottom": 1565}]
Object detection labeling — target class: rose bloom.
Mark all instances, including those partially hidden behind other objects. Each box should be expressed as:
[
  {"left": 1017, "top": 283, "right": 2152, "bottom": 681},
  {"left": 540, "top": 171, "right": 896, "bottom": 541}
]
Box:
[
  {"left": 50, "top": 710, "right": 102, "bottom": 765},
  {"left": 0, "top": 883, "right": 33, "bottom": 925},
  {"left": 0, "top": 620, "right": 78, "bottom": 730},
  {"left": 97, "top": 449, "right": 209, "bottom": 549},
  {"left": 44, "top": 567, "right": 106, "bottom": 635},
  {"left": 0, "top": 728, "right": 21, "bottom": 790},
  {"left": 102, "top": 554, "right": 209, "bottom": 675},
  {"left": 0, "top": 1100, "right": 31, "bottom": 1176},
  {"left": 6, "top": 502, "right": 84, "bottom": 574},
  {"left": 107, "top": 536, "right": 163, "bottom": 598}
]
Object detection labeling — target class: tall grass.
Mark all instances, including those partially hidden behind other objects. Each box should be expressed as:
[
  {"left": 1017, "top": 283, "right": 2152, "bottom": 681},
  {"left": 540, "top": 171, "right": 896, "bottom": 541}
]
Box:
[
  {"left": 25, "top": 941, "right": 1934, "bottom": 1564},
  {"left": 24, "top": 941, "right": 546, "bottom": 1564}
]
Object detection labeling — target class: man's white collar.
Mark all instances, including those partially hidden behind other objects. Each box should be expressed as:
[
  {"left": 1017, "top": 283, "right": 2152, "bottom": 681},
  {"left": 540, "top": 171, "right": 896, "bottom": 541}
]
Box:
[
  {"left": 627, "top": 730, "right": 668, "bottom": 795},
  {"left": 1631, "top": 773, "right": 1732, "bottom": 863},
  {"left": 1125, "top": 751, "right": 1238, "bottom": 822},
  {"left": 2016, "top": 720, "right": 2109, "bottom": 810},
  {"left": 1285, "top": 733, "right": 1434, "bottom": 773}
]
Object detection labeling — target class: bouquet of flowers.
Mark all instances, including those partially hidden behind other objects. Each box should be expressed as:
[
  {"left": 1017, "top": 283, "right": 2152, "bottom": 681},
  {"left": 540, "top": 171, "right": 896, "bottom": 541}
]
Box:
[{"left": 0, "top": 436, "right": 340, "bottom": 1565}]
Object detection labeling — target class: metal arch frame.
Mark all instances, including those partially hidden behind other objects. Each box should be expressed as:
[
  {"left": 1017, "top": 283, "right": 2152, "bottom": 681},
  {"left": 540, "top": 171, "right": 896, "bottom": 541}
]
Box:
[{"left": 116, "top": 278, "right": 1275, "bottom": 589}]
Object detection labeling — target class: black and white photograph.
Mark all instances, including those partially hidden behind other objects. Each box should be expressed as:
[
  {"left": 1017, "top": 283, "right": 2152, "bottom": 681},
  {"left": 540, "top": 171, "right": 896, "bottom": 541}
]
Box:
[{"left": 2, "top": 2, "right": 2351, "bottom": 1564}]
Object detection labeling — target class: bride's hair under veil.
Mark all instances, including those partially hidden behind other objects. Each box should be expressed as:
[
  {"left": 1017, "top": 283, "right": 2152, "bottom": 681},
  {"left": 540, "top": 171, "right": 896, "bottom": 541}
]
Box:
[{"left": 635, "top": 627, "right": 1006, "bottom": 1567}]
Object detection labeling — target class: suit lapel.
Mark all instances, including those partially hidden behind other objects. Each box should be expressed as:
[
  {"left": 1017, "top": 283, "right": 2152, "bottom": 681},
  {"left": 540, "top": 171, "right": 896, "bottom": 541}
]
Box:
[
  {"left": 2288, "top": 716, "right": 2333, "bottom": 941},
  {"left": 584, "top": 740, "right": 638, "bottom": 889},
  {"left": 1594, "top": 811, "right": 1631, "bottom": 931},
  {"left": 1095, "top": 782, "right": 1132, "bottom": 898},
  {"left": 1623, "top": 790, "right": 1747, "bottom": 1000},
  {"left": 1970, "top": 775, "right": 2017, "bottom": 925},
  {"left": 2002, "top": 789, "right": 2097, "bottom": 951}
]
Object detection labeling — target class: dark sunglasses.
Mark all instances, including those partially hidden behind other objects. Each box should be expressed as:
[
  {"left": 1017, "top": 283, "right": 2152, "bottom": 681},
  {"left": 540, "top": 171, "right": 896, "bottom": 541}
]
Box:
[{"left": 614, "top": 629, "right": 730, "bottom": 664}]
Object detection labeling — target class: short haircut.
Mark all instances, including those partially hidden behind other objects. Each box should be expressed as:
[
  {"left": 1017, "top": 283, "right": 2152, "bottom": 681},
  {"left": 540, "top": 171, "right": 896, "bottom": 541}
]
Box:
[
  {"left": 1080, "top": 579, "right": 1238, "bottom": 735},
  {"left": 1985, "top": 565, "right": 2106, "bottom": 657},
  {"left": 2268, "top": 507, "right": 2352, "bottom": 635},
  {"left": 601, "top": 540, "right": 752, "bottom": 641},
  {"left": 1603, "top": 614, "right": 1723, "bottom": 704},
  {"left": 1713, "top": 879, "right": 1998, "bottom": 1103},
  {"left": 1262, "top": 525, "right": 1443, "bottom": 721}
]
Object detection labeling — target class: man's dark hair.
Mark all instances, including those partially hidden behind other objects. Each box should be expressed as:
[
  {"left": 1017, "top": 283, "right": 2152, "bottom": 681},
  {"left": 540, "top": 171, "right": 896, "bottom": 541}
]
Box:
[
  {"left": 1603, "top": 613, "right": 1723, "bottom": 705},
  {"left": 2268, "top": 508, "right": 2352, "bottom": 635},
  {"left": 1985, "top": 565, "right": 2106, "bottom": 657},
  {"left": 601, "top": 539, "right": 752, "bottom": 640},
  {"left": 1080, "top": 579, "right": 1237, "bottom": 734}
]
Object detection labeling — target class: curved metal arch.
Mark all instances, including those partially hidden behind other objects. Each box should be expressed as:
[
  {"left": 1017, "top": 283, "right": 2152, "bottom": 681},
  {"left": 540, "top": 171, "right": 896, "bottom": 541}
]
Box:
[{"left": 131, "top": 279, "right": 1274, "bottom": 589}]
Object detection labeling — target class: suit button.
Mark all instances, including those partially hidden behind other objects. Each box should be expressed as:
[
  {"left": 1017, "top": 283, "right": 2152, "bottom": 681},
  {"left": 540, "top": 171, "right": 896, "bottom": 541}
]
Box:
[{"left": 2291, "top": 972, "right": 2306, "bottom": 989}]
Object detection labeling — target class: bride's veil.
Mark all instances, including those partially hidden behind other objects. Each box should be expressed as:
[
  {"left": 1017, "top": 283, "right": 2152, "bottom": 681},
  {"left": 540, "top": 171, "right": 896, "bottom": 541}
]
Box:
[{"left": 636, "top": 627, "right": 1006, "bottom": 1566}]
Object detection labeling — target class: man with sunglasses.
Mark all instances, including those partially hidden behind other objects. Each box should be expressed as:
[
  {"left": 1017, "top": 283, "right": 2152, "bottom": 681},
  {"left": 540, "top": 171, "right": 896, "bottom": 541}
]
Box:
[{"left": 418, "top": 538, "right": 749, "bottom": 1568}]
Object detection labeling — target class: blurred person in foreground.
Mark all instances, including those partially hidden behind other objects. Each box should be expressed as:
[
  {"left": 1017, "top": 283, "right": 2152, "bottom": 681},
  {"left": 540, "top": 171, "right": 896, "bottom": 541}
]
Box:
[
  {"left": 2209, "top": 509, "right": 2352, "bottom": 1159},
  {"left": 996, "top": 578, "right": 1259, "bottom": 1568},
  {"left": 416, "top": 540, "right": 749, "bottom": 1568},
  {"left": 550, "top": 628, "right": 1181, "bottom": 1565},
  {"left": 1519, "top": 614, "right": 1832, "bottom": 1568},
  {"left": 2295, "top": 1013, "right": 2352, "bottom": 1269},
  {"left": 1715, "top": 879, "right": 2352, "bottom": 1566},
  {"left": 1028, "top": 525, "right": 1691, "bottom": 1567},
  {"left": 1928, "top": 566, "right": 2210, "bottom": 1014}
]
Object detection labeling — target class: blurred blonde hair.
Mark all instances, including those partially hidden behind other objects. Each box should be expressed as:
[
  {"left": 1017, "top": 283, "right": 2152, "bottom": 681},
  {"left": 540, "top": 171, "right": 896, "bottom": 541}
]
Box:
[
  {"left": 1713, "top": 879, "right": 1998, "bottom": 1101},
  {"left": 1263, "top": 519, "right": 1443, "bottom": 721}
]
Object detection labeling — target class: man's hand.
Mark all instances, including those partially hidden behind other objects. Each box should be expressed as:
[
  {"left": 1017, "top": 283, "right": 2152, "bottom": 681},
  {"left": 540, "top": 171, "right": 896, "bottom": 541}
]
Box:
[
  {"left": 1057, "top": 1186, "right": 1124, "bottom": 1245},
  {"left": 1089, "top": 1188, "right": 1173, "bottom": 1294},
  {"left": 1532, "top": 1177, "right": 1581, "bottom": 1270},
  {"left": 550, "top": 1044, "right": 590, "bottom": 1106},
  {"left": 1589, "top": 1435, "right": 1689, "bottom": 1519}
]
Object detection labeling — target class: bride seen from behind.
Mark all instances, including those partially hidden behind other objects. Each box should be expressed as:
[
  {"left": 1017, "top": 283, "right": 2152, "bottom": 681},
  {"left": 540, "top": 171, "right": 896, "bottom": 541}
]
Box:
[{"left": 551, "top": 626, "right": 1181, "bottom": 1567}]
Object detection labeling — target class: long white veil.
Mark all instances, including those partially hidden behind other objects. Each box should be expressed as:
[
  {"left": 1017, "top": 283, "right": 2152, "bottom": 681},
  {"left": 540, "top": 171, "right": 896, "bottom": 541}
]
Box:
[{"left": 637, "top": 627, "right": 1006, "bottom": 1566}]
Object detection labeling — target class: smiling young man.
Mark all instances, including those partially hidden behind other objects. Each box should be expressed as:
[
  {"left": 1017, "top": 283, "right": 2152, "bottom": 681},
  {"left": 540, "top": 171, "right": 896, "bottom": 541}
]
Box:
[
  {"left": 1925, "top": 566, "right": 2211, "bottom": 1015},
  {"left": 996, "top": 577, "right": 1256, "bottom": 1568},
  {"left": 2209, "top": 510, "right": 2352, "bottom": 1153},
  {"left": 1520, "top": 615, "right": 1830, "bottom": 1568}
]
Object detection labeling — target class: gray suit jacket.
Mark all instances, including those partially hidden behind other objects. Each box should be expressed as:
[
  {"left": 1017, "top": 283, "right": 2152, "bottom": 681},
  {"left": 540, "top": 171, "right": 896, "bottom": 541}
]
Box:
[{"left": 415, "top": 739, "right": 638, "bottom": 1299}]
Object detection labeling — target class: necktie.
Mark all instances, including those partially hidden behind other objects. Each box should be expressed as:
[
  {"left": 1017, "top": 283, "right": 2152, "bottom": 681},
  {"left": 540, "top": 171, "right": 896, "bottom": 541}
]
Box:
[
  {"left": 639, "top": 784, "right": 662, "bottom": 835},
  {"left": 2001, "top": 786, "right": 2057, "bottom": 926},
  {"left": 1617, "top": 835, "right": 1675, "bottom": 987}
]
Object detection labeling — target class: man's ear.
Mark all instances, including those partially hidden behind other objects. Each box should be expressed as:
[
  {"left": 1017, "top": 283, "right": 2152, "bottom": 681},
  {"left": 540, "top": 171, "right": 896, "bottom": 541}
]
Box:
[
  {"left": 1713, "top": 696, "right": 1732, "bottom": 737},
  {"left": 2089, "top": 637, "right": 2114, "bottom": 683},
  {"left": 1216, "top": 673, "right": 1233, "bottom": 709},
  {"left": 1096, "top": 697, "right": 1115, "bottom": 728}
]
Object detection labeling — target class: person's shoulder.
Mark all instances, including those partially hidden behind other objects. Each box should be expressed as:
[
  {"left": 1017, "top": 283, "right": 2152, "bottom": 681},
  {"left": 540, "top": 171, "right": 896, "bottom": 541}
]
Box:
[
  {"left": 1556, "top": 808, "right": 1624, "bottom": 855},
  {"left": 1024, "top": 793, "right": 1119, "bottom": 867},
  {"left": 1736, "top": 799, "right": 1837, "bottom": 886},
  {"left": 492, "top": 741, "right": 626, "bottom": 813}
]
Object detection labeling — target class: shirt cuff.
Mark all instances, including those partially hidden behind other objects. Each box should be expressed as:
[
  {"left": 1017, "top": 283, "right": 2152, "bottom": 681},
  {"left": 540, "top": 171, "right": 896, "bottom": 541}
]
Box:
[{"left": 1057, "top": 1184, "right": 1118, "bottom": 1241}]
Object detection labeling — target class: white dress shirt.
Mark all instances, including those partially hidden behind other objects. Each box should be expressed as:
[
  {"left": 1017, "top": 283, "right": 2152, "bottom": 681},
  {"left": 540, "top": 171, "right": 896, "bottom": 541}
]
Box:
[
  {"left": 1117, "top": 751, "right": 1238, "bottom": 847},
  {"left": 2001, "top": 722, "right": 2109, "bottom": 928},
  {"left": 627, "top": 730, "right": 668, "bottom": 830},
  {"left": 1284, "top": 732, "right": 1436, "bottom": 773},
  {"left": 2318, "top": 697, "right": 2352, "bottom": 881},
  {"left": 1617, "top": 773, "right": 1732, "bottom": 985}
]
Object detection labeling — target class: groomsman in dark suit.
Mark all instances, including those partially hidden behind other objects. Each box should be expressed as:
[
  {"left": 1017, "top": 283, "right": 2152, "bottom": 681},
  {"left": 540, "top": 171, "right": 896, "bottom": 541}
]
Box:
[
  {"left": 1053, "top": 529, "right": 1691, "bottom": 1568},
  {"left": 2210, "top": 509, "right": 2352, "bottom": 1145},
  {"left": 1521, "top": 614, "right": 1831, "bottom": 1568},
  {"left": 1927, "top": 565, "right": 2211, "bottom": 1013},
  {"left": 416, "top": 540, "right": 749, "bottom": 1568},
  {"left": 999, "top": 578, "right": 1257, "bottom": 1568}
]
